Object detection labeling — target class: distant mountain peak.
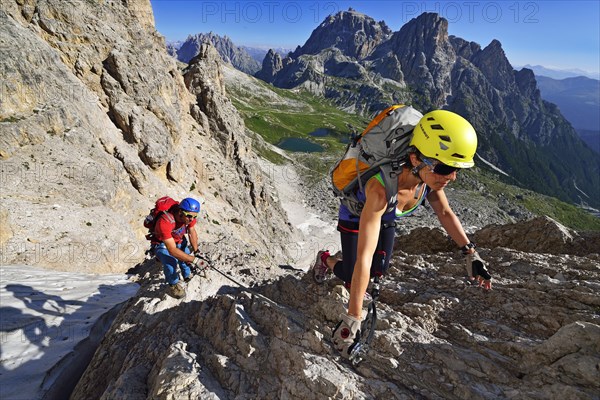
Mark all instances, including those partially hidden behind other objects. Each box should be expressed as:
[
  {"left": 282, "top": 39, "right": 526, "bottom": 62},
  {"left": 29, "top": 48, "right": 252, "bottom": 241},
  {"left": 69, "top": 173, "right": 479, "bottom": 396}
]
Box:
[
  {"left": 175, "top": 32, "right": 261, "bottom": 75},
  {"left": 403, "top": 12, "right": 449, "bottom": 39},
  {"left": 519, "top": 64, "right": 600, "bottom": 80},
  {"left": 293, "top": 8, "right": 392, "bottom": 59},
  {"left": 472, "top": 38, "right": 514, "bottom": 90}
]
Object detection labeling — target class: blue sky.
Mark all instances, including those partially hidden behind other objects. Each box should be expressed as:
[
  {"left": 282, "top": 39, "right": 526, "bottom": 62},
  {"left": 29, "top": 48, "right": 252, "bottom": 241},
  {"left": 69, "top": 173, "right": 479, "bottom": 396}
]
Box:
[{"left": 151, "top": 1, "right": 600, "bottom": 75}]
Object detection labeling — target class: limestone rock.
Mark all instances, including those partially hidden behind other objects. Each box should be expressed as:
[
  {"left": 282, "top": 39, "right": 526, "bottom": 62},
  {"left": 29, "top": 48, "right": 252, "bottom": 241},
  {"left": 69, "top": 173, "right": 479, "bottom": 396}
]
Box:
[
  {"left": 176, "top": 32, "right": 261, "bottom": 75},
  {"left": 295, "top": 8, "right": 392, "bottom": 59},
  {"left": 71, "top": 219, "right": 600, "bottom": 399},
  {"left": 394, "top": 227, "right": 455, "bottom": 254},
  {"left": 0, "top": 9, "right": 149, "bottom": 273},
  {"left": 254, "top": 49, "right": 283, "bottom": 82},
  {"left": 474, "top": 216, "right": 584, "bottom": 255},
  {"left": 147, "top": 341, "right": 222, "bottom": 399},
  {"left": 471, "top": 39, "right": 515, "bottom": 91},
  {"left": 374, "top": 12, "right": 456, "bottom": 106},
  {"left": 0, "top": 1, "right": 293, "bottom": 274}
]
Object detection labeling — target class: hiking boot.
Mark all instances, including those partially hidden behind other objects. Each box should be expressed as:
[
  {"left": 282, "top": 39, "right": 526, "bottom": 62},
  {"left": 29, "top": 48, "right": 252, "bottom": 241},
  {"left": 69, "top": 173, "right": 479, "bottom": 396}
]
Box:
[
  {"left": 168, "top": 282, "right": 186, "bottom": 299},
  {"left": 332, "top": 250, "right": 343, "bottom": 261},
  {"left": 312, "top": 250, "right": 331, "bottom": 284}
]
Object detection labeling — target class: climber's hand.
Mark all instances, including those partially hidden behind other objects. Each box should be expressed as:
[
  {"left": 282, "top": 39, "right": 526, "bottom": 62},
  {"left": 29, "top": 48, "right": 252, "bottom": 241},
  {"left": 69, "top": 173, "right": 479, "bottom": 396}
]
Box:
[
  {"left": 192, "top": 256, "right": 209, "bottom": 271},
  {"left": 466, "top": 251, "right": 492, "bottom": 290},
  {"left": 332, "top": 313, "right": 362, "bottom": 359}
]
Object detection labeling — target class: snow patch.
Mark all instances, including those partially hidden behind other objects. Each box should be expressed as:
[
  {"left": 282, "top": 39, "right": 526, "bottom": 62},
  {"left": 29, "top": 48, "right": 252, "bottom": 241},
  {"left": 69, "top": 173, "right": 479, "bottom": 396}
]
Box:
[
  {"left": 256, "top": 158, "right": 340, "bottom": 271},
  {"left": 0, "top": 265, "right": 139, "bottom": 400},
  {"left": 573, "top": 181, "right": 590, "bottom": 199},
  {"left": 475, "top": 154, "right": 510, "bottom": 177}
]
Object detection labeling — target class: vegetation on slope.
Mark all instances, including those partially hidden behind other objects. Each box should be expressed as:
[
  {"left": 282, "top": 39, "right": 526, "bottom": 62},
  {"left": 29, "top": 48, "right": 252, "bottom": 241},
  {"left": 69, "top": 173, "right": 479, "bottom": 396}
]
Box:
[
  {"left": 225, "top": 71, "right": 600, "bottom": 231},
  {"left": 455, "top": 168, "right": 600, "bottom": 231},
  {"left": 227, "top": 72, "right": 368, "bottom": 157}
]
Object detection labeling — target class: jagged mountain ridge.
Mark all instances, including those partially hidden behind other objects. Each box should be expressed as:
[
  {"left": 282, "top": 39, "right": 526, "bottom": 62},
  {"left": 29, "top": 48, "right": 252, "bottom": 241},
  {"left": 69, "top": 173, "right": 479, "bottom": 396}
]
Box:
[
  {"left": 255, "top": 10, "right": 600, "bottom": 210},
  {"left": 240, "top": 45, "right": 293, "bottom": 64},
  {"left": 176, "top": 32, "right": 261, "bottom": 75},
  {"left": 166, "top": 40, "right": 183, "bottom": 57},
  {"left": 292, "top": 7, "right": 392, "bottom": 59}
]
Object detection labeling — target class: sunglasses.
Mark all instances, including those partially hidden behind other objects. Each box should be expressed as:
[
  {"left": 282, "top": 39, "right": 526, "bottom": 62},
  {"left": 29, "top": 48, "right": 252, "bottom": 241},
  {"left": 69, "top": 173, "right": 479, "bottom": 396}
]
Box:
[
  {"left": 180, "top": 211, "right": 198, "bottom": 219},
  {"left": 421, "top": 157, "right": 459, "bottom": 176}
]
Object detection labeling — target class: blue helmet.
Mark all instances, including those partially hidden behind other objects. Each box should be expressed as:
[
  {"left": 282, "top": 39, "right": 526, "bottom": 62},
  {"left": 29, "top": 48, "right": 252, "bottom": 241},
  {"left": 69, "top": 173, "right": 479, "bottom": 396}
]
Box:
[{"left": 179, "top": 197, "right": 200, "bottom": 213}]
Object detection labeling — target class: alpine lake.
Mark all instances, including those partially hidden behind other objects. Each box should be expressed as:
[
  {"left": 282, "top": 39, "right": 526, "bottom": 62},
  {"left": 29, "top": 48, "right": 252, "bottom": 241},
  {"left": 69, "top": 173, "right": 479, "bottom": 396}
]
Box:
[{"left": 276, "top": 128, "right": 349, "bottom": 153}]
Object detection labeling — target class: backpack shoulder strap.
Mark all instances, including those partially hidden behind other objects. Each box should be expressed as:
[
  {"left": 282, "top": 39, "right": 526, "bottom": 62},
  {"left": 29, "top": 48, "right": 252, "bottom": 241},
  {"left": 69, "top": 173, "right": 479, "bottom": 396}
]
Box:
[
  {"left": 379, "top": 163, "right": 402, "bottom": 213},
  {"left": 157, "top": 210, "right": 175, "bottom": 225}
]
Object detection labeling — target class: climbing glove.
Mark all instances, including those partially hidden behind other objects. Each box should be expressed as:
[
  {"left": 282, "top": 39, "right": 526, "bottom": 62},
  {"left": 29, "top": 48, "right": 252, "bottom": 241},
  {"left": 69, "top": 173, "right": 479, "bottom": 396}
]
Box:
[
  {"left": 192, "top": 255, "right": 209, "bottom": 271},
  {"left": 332, "top": 313, "right": 362, "bottom": 359},
  {"left": 466, "top": 251, "right": 492, "bottom": 290}
]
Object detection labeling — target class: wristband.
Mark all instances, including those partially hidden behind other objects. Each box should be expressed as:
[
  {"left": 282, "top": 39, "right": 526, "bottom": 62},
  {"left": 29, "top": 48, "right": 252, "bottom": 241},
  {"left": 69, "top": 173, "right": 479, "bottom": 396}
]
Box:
[{"left": 460, "top": 242, "right": 476, "bottom": 255}]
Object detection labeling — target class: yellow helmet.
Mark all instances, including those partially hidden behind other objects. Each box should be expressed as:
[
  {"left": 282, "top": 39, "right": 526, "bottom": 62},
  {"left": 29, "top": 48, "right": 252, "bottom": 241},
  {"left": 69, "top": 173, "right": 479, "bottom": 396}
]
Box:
[{"left": 410, "top": 110, "right": 477, "bottom": 168}]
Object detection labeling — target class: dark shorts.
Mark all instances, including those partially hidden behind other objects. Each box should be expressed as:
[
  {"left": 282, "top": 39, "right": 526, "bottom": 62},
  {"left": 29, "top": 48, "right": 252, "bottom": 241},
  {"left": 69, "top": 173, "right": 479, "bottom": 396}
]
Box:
[{"left": 333, "top": 219, "right": 395, "bottom": 284}]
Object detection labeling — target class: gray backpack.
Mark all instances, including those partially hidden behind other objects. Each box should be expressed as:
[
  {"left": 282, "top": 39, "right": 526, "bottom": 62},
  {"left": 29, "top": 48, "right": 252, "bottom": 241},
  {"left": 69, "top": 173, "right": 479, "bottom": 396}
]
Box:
[{"left": 330, "top": 105, "right": 423, "bottom": 216}]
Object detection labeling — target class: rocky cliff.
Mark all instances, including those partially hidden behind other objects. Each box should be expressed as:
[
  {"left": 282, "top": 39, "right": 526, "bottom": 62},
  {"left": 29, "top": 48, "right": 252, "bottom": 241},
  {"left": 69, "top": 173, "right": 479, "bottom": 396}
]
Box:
[
  {"left": 255, "top": 10, "right": 600, "bottom": 210},
  {"left": 0, "top": 0, "right": 292, "bottom": 273},
  {"left": 293, "top": 7, "right": 392, "bottom": 60},
  {"left": 176, "top": 32, "right": 262, "bottom": 75},
  {"left": 71, "top": 215, "right": 600, "bottom": 399}
]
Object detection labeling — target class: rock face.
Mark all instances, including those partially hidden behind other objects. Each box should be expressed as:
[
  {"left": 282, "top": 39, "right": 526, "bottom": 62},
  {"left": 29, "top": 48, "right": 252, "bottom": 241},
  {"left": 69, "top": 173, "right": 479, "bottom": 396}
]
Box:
[
  {"left": 373, "top": 12, "right": 455, "bottom": 107},
  {"left": 473, "top": 216, "right": 600, "bottom": 256},
  {"left": 71, "top": 217, "right": 600, "bottom": 399},
  {"left": 254, "top": 49, "right": 284, "bottom": 82},
  {"left": 176, "top": 32, "right": 262, "bottom": 75},
  {"left": 0, "top": 1, "right": 292, "bottom": 273},
  {"left": 255, "top": 10, "right": 600, "bottom": 209},
  {"left": 294, "top": 8, "right": 392, "bottom": 59}
]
